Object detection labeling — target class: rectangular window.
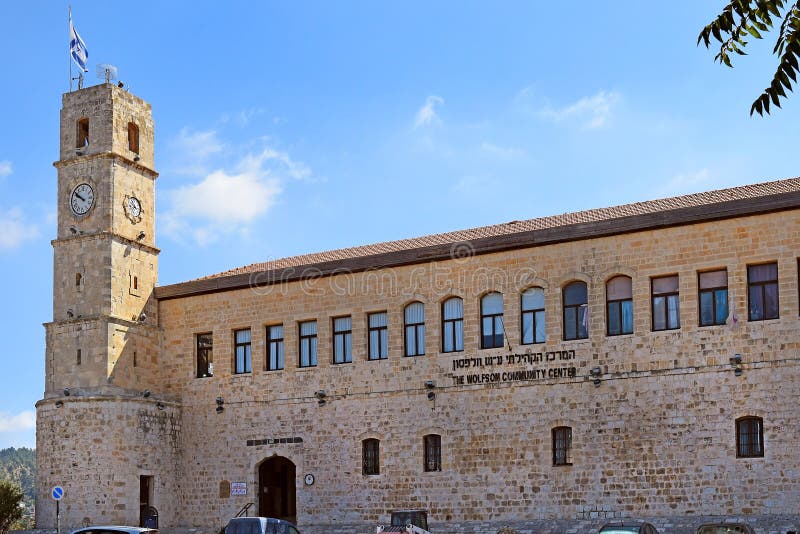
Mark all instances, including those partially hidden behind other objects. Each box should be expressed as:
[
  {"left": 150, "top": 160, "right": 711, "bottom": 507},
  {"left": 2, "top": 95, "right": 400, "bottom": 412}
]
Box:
[
  {"left": 552, "top": 426, "right": 573, "bottom": 466},
  {"left": 196, "top": 333, "right": 213, "bottom": 378},
  {"left": 563, "top": 282, "right": 588, "bottom": 340},
  {"left": 266, "top": 325, "right": 284, "bottom": 371},
  {"left": 699, "top": 269, "right": 729, "bottom": 326},
  {"left": 442, "top": 298, "right": 464, "bottom": 353},
  {"left": 481, "top": 293, "right": 504, "bottom": 349},
  {"left": 651, "top": 275, "right": 680, "bottom": 331},
  {"left": 368, "top": 312, "right": 388, "bottom": 360},
  {"left": 606, "top": 276, "right": 633, "bottom": 336},
  {"left": 333, "top": 316, "right": 352, "bottom": 364},
  {"left": 424, "top": 434, "right": 442, "bottom": 472},
  {"left": 748, "top": 263, "right": 779, "bottom": 321},
  {"left": 363, "top": 439, "right": 380, "bottom": 475},
  {"left": 521, "top": 288, "right": 546, "bottom": 344},
  {"left": 299, "top": 321, "right": 317, "bottom": 368},
  {"left": 736, "top": 416, "right": 764, "bottom": 458},
  {"left": 404, "top": 303, "right": 425, "bottom": 356},
  {"left": 234, "top": 329, "right": 252, "bottom": 374}
]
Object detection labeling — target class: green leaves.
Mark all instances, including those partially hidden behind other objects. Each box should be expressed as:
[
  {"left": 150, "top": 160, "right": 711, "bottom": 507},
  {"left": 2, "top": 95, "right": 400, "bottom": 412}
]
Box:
[
  {"left": 699, "top": 0, "right": 800, "bottom": 115},
  {"left": 0, "top": 479, "right": 25, "bottom": 534}
]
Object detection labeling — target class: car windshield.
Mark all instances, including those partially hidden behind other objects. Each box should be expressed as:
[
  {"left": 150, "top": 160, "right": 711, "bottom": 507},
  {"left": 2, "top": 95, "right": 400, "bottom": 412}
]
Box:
[{"left": 600, "top": 528, "right": 641, "bottom": 533}]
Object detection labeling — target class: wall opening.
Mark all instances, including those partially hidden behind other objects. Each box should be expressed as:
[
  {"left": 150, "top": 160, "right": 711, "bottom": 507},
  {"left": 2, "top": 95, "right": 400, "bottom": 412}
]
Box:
[
  {"left": 76, "top": 118, "right": 89, "bottom": 148},
  {"left": 128, "top": 122, "right": 140, "bottom": 154},
  {"left": 258, "top": 456, "right": 296, "bottom": 524}
]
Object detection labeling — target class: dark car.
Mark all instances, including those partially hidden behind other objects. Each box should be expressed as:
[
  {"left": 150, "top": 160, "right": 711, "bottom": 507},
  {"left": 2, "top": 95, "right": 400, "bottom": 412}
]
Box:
[
  {"left": 225, "top": 517, "right": 300, "bottom": 534},
  {"left": 71, "top": 527, "right": 158, "bottom": 534},
  {"left": 599, "top": 521, "right": 660, "bottom": 534},
  {"left": 695, "top": 524, "right": 755, "bottom": 534}
]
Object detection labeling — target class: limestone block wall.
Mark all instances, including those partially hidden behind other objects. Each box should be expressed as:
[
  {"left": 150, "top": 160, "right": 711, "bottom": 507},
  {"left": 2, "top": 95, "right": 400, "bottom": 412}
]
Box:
[
  {"left": 35, "top": 397, "right": 181, "bottom": 530},
  {"left": 155, "top": 208, "right": 800, "bottom": 530}
]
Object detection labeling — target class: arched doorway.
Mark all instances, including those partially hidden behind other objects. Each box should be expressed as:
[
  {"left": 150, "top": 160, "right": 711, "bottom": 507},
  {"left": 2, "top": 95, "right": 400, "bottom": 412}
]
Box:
[{"left": 258, "top": 456, "right": 296, "bottom": 523}]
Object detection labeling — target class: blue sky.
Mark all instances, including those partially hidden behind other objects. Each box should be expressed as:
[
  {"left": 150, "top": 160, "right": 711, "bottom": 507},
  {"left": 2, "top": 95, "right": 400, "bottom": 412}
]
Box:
[{"left": 0, "top": 1, "right": 798, "bottom": 449}]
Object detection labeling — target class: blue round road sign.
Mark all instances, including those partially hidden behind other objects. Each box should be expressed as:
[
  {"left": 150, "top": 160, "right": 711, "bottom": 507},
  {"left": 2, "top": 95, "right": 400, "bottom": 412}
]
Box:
[{"left": 52, "top": 486, "right": 64, "bottom": 500}]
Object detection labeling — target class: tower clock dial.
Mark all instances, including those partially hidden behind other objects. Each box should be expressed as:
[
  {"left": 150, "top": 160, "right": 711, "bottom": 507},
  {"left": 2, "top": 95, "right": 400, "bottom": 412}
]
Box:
[
  {"left": 127, "top": 196, "right": 142, "bottom": 217},
  {"left": 70, "top": 183, "right": 95, "bottom": 215}
]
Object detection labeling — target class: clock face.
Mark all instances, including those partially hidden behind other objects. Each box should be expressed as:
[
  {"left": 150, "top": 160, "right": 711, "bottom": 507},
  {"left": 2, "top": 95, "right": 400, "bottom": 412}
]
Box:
[
  {"left": 127, "top": 197, "right": 142, "bottom": 217},
  {"left": 70, "top": 183, "right": 95, "bottom": 215}
]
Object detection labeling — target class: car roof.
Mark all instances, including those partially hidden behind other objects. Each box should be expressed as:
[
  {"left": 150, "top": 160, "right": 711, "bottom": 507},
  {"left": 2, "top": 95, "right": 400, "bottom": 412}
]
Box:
[{"left": 71, "top": 527, "right": 157, "bottom": 534}]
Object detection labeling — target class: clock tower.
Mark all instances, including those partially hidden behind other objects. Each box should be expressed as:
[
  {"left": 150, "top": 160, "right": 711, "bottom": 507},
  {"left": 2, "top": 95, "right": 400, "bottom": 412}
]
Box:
[{"left": 37, "top": 83, "right": 178, "bottom": 528}]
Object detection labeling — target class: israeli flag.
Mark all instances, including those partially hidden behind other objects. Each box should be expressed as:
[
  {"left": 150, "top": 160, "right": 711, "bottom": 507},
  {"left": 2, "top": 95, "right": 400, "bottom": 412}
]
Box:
[{"left": 69, "top": 15, "right": 89, "bottom": 72}]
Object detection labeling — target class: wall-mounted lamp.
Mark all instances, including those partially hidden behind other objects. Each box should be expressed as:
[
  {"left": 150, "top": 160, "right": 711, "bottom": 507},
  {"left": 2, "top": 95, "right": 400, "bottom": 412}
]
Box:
[
  {"left": 317, "top": 398, "right": 326, "bottom": 406},
  {"left": 69, "top": 226, "right": 78, "bottom": 235},
  {"left": 133, "top": 155, "right": 141, "bottom": 162},
  {"left": 427, "top": 391, "right": 436, "bottom": 401},
  {"left": 75, "top": 149, "right": 84, "bottom": 156},
  {"left": 138, "top": 312, "right": 147, "bottom": 322},
  {"left": 142, "top": 390, "right": 151, "bottom": 398},
  {"left": 156, "top": 401, "right": 165, "bottom": 411},
  {"left": 63, "top": 388, "right": 70, "bottom": 396},
  {"left": 55, "top": 400, "right": 64, "bottom": 408},
  {"left": 424, "top": 380, "right": 436, "bottom": 389},
  {"left": 593, "top": 378, "right": 601, "bottom": 387},
  {"left": 314, "top": 390, "right": 327, "bottom": 400},
  {"left": 730, "top": 354, "right": 742, "bottom": 365},
  {"left": 734, "top": 367, "right": 743, "bottom": 377},
  {"left": 66, "top": 309, "right": 74, "bottom": 318},
  {"left": 590, "top": 367, "right": 602, "bottom": 377},
  {"left": 216, "top": 396, "right": 224, "bottom": 414},
  {"left": 137, "top": 231, "right": 146, "bottom": 240}
]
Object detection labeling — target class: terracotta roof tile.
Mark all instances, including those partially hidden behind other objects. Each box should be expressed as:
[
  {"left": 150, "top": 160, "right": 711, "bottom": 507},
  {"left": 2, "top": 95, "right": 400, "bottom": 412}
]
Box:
[{"left": 193, "top": 177, "right": 800, "bottom": 282}]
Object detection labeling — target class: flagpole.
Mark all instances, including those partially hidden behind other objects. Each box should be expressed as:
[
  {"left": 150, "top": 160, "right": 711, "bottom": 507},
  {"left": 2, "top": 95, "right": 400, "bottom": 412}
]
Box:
[{"left": 68, "top": 6, "right": 73, "bottom": 91}]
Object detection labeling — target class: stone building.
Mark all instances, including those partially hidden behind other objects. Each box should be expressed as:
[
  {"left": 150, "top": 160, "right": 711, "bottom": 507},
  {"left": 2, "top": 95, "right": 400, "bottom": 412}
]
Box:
[{"left": 36, "top": 84, "right": 800, "bottom": 533}]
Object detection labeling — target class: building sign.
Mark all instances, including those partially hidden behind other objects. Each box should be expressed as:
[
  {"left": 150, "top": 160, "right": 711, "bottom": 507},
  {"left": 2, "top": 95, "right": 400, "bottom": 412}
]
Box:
[
  {"left": 451, "top": 349, "right": 578, "bottom": 385},
  {"left": 230, "top": 482, "right": 247, "bottom": 496}
]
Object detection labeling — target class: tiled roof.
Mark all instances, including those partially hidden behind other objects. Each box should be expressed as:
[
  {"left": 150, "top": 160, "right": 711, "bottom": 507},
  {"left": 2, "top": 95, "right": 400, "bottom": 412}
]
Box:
[{"left": 195, "top": 177, "right": 800, "bottom": 282}]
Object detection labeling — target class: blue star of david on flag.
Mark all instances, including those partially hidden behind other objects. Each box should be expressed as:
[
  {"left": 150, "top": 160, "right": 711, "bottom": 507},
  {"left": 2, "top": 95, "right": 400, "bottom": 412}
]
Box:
[{"left": 69, "top": 15, "right": 89, "bottom": 73}]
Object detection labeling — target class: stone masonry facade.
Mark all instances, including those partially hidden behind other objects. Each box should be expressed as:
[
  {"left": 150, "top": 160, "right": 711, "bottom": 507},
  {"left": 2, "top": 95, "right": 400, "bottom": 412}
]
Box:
[{"left": 35, "top": 84, "right": 800, "bottom": 534}]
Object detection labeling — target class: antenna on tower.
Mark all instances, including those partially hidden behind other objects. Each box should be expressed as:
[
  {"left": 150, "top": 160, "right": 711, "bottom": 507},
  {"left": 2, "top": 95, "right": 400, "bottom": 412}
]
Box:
[{"left": 96, "top": 64, "right": 118, "bottom": 84}]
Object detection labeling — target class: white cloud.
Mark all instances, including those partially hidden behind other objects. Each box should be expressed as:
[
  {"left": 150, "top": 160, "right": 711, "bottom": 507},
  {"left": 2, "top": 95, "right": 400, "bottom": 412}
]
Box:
[
  {"left": 538, "top": 90, "right": 620, "bottom": 129},
  {"left": 657, "top": 169, "right": 713, "bottom": 197},
  {"left": 0, "top": 208, "right": 38, "bottom": 251},
  {"left": 163, "top": 145, "right": 310, "bottom": 246},
  {"left": 0, "top": 410, "right": 35, "bottom": 432},
  {"left": 480, "top": 142, "right": 525, "bottom": 159},
  {"left": 0, "top": 160, "right": 11, "bottom": 178},
  {"left": 169, "top": 129, "right": 224, "bottom": 175},
  {"left": 414, "top": 96, "right": 445, "bottom": 128}
]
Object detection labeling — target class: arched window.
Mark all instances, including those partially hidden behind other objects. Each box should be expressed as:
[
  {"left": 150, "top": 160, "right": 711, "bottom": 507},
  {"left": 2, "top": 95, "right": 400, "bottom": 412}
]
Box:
[
  {"left": 404, "top": 302, "right": 425, "bottom": 356},
  {"left": 480, "top": 292, "right": 504, "bottom": 349},
  {"left": 76, "top": 118, "right": 89, "bottom": 148},
  {"left": 606, "top": 276, "right": 633, "bottom": 336},
  {"left": 563, "top": 281, "right": 588, "bottom": 340},
  {"left": 362, "top": 438, "right": 380, "bottom": 475},
  {"left": 521, "top": 287, "right": 545, "bottom": 344},
  {"left": 128, "top": 122, "right": 140, "bottom": 154},
  {"left": 423, "top": 434, "right": 441, "bottom": 472},
  {"left": 552, "top": 426, "right": 573, "bottom": 466},
  {"left": 441, "top": 297, "right": 464, "bottom": 353},
  {"left": 736, "top": 416, "right": 764, "bottom": 458}
]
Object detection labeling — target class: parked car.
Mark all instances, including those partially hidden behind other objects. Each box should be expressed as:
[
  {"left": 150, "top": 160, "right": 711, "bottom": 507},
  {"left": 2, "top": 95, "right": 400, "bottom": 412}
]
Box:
[
  {"left": 599, "top": 521, "right": 659, "bottom": 534},
  {"left": 224, "top": 516, "right": 301, "bottom": 534},
  {"left": 695, "top": 524, "right": 755, "bottom": 534},
  {"left": 71, "top": 527, "right": 158, "bottom": 534}
]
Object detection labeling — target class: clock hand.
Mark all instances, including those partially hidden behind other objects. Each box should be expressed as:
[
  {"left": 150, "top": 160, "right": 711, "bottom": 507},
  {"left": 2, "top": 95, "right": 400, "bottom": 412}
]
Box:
[{"left": 75, "top": 192, "right": 86, "bottom": 202}]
